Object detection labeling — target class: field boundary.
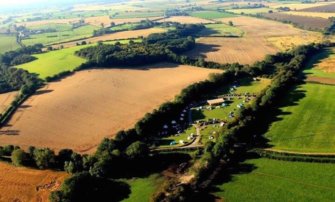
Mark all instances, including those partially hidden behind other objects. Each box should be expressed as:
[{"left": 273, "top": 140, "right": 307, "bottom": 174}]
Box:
[{"left": 254, "top": 148, "right": 335, "bottom": 163}]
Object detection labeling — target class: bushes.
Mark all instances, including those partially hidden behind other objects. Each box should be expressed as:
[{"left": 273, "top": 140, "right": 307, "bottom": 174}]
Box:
[
  {"left": 33, "top": 148, "right": 56, "bottom": 169},
  {"left": 11, "top": 149, "right": 28, "bottom": 166},
  {"left": 49, "top": 172, "right": 130, "bottom": 202}
]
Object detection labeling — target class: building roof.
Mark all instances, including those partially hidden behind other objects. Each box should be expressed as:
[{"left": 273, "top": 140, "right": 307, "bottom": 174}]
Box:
[{"left": 207, "top": 98, "right": 225, "bottom": 105}]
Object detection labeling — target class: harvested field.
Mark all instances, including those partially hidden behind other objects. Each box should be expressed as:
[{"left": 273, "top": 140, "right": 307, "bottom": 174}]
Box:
[
  {"left": 187, "top": 16, "right": 320, "bottom": 64},
  {"left": 85, "top": 16, "right": 161, "bottom": 27},
  {"left": 187, "top": 37, "right": 277, "bottom": 65},
  {"left": 52, "top": 27, "right": 165, "bottom": 49},
  {"left": 271, "top": 2, "right": 335, "bottom": 10},
  {"left": 300, "top": 3, "right": 335, "bottom": 12},
  {"left": 0, "top": 64, "right": 222, "bottom": 153},
  {"left": 0, "top": 91, "right": 17, "bottom": 114},
  {"left": 0, "top": 162, "right": 67, "bottom": 202},
  {"left": 157, "top": 16, "right": 214, "bottom": 24},
  {"left": 262, "top": 12, "right": 332, "bottom": 31}
]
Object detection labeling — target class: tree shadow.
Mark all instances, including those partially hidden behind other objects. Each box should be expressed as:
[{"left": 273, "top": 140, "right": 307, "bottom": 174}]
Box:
[
  {"left": 304, "top": 48, "right": 332, "bottom": 72},
  {"left": 185, "top": 43, "right": 221, "bottom": 59},
  {"left": 34, "top": 89, "right": 54, "bottom": 95},
  {"left": 112, "top": 153, "right": 191, "bottom": 179}
]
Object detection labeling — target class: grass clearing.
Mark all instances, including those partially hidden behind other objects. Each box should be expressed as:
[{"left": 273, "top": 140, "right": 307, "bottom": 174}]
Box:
[
  {"left": 0, "top": 64, "right": 222, "bottom": 153},
  {"left": 265, "top": 83, "right": 335, "bottom": 153},
  {"left": 0, "top": 34, "right": 20, "bottom": 53},
  {"left": 121, "top": 174, "right": 163, "bottom": 202},
  {"left": 213, "top": 158, "right": 335, "bottom": 201}
]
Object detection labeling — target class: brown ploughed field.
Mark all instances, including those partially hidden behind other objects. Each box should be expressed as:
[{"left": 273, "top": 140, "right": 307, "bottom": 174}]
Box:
[{"left": 0, "top": 63, "right": 222, "bottom": 153}]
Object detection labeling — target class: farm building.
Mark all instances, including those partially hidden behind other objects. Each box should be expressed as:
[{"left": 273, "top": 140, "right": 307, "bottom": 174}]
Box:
[{"left": 207, "top": 98, "right": 225, "bottom": 106}]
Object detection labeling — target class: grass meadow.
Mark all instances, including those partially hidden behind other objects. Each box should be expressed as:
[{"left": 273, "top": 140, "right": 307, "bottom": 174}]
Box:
[
  {"left": 0, "top": 34, "right": 20, "bottom": 53},
  {"left": 22, "top": 25, "right": 97, "bottom": 46},
  {"left": 264, "top": 83, "right": 335, "bottom": 153},
  {"left": 227, "top": 8, "right": 273, "bottom": 15},
  {"left": 213, "top": 158, "right": 335, "bottom": 201},
  {"left": 189, "top": 11, "right": 236, "bottom": 19},
  {"left": 16, "top": 39, "right": 137, "bottom": 79}
]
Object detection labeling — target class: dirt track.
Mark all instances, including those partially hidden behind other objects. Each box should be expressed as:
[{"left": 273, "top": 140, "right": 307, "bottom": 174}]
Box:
[{"left": 0, "top": 63, "right": 222, "bottom": 153}]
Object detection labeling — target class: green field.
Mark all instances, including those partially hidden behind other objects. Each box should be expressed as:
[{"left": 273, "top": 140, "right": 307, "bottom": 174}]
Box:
[
  {"left": 16, "top": 45, "right": 87, "bottom": 79},
  {"left": 200, "top": 23, "right": 244, "bottom": 37},
  {"left": 16, "top": 39, "right": 140, "bottom": 79},
  {"left": 214, "top": 158, "right": 335, "bottom": 201},
  {"left": 304, "top": 47, "right": 335, "bottom": 79},
  {"left": 189, "top": 11, "right": 236, "bottom": 19},
  {"left": 0, "top": 34, "right": 20, "bottom": 53},
  {"left": 265, "top": 83, "right": 335, "bottom": 153},
  {"left": 122, "top": 174, "right": 163, "bottom": 202},
  {"left": 22, "top": 25, "right": 97, "bottom": 46}
]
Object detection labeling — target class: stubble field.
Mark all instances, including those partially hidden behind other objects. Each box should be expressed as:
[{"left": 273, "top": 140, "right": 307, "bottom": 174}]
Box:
[
  {"left": 0, "top": 162, "right": 67, "bottom": 202},
  {"left": 0, "top": 64, "right": 222, "bottom": 153}
]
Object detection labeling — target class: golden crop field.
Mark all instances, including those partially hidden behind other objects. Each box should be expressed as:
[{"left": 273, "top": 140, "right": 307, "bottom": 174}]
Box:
[
  {"left": 0, "top": 162, "right": 67, "bottom": 202},
  {"left": 0, "top": 64, "right": 222, "bottom": 153}
]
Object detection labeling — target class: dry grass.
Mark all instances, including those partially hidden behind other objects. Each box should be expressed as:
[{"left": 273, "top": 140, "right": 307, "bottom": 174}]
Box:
[
  {"left": 0, "top": 91, "right": 17, "bottom": 114},
  {"left": 267, "top": 33, "right": 323, "bottom": 51},
  {"left": 0, "top": 162, "right": 67, "bottom": 202},
  {"left": 0, "top": 63, "right": 222, "bottom": 153},
  {"left": 158, "top": 16, "right": 214, "bottom": 24},
  {"left": 186, "top": 16, "right": 321, "bottom": 64},
  {"left": 52, "top": 27, "right": 165, "bottom": 49}
]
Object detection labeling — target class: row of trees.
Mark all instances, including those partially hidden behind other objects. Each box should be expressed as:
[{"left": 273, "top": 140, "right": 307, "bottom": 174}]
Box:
[
  {"left": 152, "top": 44, "right": 323, "bottom": 201},
  {"left": 93, "top": 20, "right": 158, "bottom": 36},
  {"left": 0, "top": 44, "right": 42, "bottom": 66},
  {"left": 75, "top": 24, "right": 204, "bottom": 68}
]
